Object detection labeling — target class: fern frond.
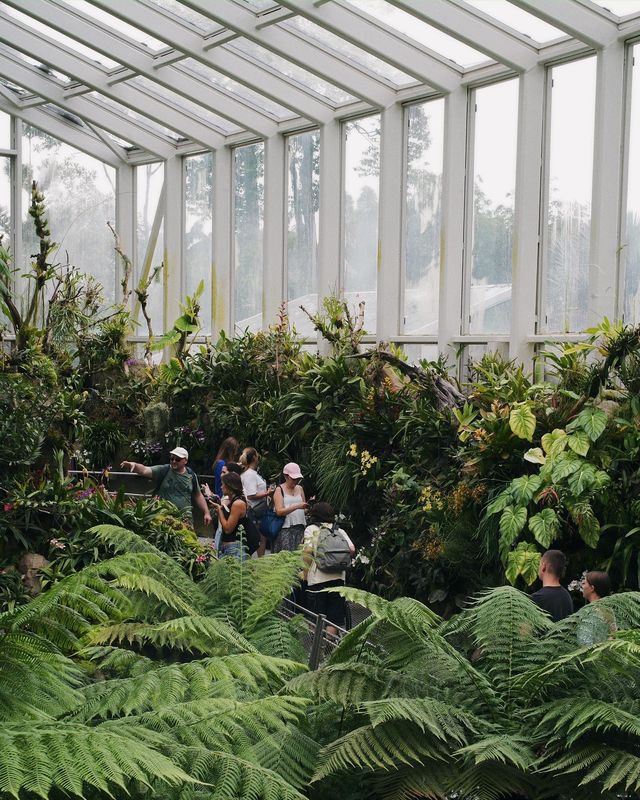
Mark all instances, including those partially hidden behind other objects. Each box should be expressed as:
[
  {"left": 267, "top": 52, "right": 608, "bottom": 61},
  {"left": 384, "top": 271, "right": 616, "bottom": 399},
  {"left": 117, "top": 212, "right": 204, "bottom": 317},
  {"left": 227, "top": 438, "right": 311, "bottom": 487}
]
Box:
[
  {"left": 0, "top": 722, "right": 194, "bottom": 798},
  {"left": 455, "top": 733, "right": 534, "bottom": 771},
  {"left": 248, "top": 615, "right": 307, "bottom": 662},
  {"left": 240, "top": 551, "right": 302, "bottom": 634},
  {"left": 288, "top": 663, "right": 424, "bottom": 705},
  {"left": 535, "top": 697, "right": 640, "bottom": 746},
  {"left": 253, "top": 726, "right": 321, "bottom": 790},
  {"left": 85, "top": 614, "right": 257, "bottom": 655}
]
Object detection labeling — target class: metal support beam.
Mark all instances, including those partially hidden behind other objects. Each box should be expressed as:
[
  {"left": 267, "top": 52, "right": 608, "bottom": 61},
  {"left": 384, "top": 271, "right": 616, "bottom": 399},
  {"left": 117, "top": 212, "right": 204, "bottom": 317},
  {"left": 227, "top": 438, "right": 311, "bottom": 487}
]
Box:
[
  {"left": 164, "top": 156, "right": 183, "bottom": 339},
  {"left": 277, "top": 0, "right": 461, "bottom": 92},
  {"left": 589, "top": 41, "right": 625, "bottom": 324},
  {"left": 86, "top": 0, "right": 334, "bottom": 124},
  {"left": 0, "top": 13, "right": 225, "bottom": 150},
  {"left": 6, "top": 0, "right": 278, "bottom": 138},
  {"left": 317, "top": 119, "right": 342, "bottom": 345},
  {"left": 179, "top": 0, "right": 395, "bottom": 107},
  {"left": 0, "top": 95, "right": 121, "bottom": 168},
  {"left": 263, "top": 135, "right": 286, "bottom": 327},
  {"left": 511, "top": 0, "right": 617, "bottom": 49},
  {"left": 212, "top": 147, "right": 232, "bottom": 337},
  {"left": 0, "top": 48, "right": 173, "bottom": 158},
  {"left": 510, "top": 68, "right": 545, "bottom": 366},
  {"left": 388, "top": 0, "right": 537, "bottom": 72},
  {"left": 438, "top": 87, "right": 467, "bottom": 361},
  {"left": 376, "top": 103, "right": 403, "bottom": 340}
]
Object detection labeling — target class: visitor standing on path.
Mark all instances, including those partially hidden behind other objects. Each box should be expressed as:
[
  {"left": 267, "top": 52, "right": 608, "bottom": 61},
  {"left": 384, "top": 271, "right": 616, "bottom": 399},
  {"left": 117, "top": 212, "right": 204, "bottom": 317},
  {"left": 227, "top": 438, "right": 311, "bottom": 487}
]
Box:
[
  {"left": 530, "top": 549, "right": 573, "bottom": 622},
  {"left": 121, "top": 446, "right": 212, "bottom": 527},
  {"left": 577, "top": 570, "right": 616, "bottom": 645},
  {"left": 272, "top": 462, "right": 309, "bottom": 553},
  {"left": 212, "top": 437, "right": 240, "bottom": 497}
]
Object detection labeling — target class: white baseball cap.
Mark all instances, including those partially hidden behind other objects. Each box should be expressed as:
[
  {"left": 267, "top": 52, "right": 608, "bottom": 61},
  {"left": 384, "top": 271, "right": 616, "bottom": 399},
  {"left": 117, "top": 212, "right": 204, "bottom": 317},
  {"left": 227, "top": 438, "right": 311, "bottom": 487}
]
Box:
[{"left": 169, "top": 446, "right": 189, "bottom": 460}]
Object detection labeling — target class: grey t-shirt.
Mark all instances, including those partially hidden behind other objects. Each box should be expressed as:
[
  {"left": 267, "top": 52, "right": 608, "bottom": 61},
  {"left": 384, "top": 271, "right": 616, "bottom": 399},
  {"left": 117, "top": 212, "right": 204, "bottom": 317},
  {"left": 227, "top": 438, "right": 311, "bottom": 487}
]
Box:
[{"left": 150, "top": 464, "right": 199, "bottom": 519}]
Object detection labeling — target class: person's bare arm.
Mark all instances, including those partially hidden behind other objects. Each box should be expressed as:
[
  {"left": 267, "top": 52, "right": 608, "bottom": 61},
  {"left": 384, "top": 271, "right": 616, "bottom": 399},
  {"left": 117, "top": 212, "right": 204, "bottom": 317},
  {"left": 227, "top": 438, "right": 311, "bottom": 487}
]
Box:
[
  {"left": 274, "top": 486, "right": 308, "bottom": 517},
  {"left": 213, "top": 499, "right": 246, "bottom": 533},
  {"left": 195, "top": 490, "right": 212, "bottom": 526},
  {"left": 120, "top": 460, "right": 152, "bottom": 479}
]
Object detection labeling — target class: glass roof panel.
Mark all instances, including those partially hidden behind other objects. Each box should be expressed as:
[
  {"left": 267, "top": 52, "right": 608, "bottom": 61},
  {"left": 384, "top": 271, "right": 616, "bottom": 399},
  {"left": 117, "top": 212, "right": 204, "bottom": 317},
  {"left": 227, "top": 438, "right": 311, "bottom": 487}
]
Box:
[
  {"left": 180, "top": 58, "right": 296, "bottom": 119},
  {"left": 90, "top": 91, "right": 184, "bottom": 140},
  {"left": 463, "top": 0, "right": 565, "bottom": 43},
  {"left": 42, "top": 103, "right": 87, "bottom": 127},
  {"left": 10, "top": 50, "right": 72, "bottom": 84},
  {"left": 59, "top": 0, "right": 169, "bottom": 51},
  {"left": 283, "top": 15, "right": 418, "bottom": 85},
  {"left": 127, "top": 75, "right": 243, "bottom": 133},
  {"left": 234, "top": 0, "right": 279, "bottom": 11},
  {"left": 227, "top": 39, "right": 356, "bottom": 104},
  {"left": 146, "top": 0, "right": 224, "bottom": 34},
  {"left": 590, "top": 0, "right": 640, "bottom": 15},
  {"left": 103, "top": 130, "right": 134, "bottom": 148},
  {"left": 343, "top": 0, "right": 488, "bottom": 68},
  {"left": 1, "top": 4, "right": 120, "bottom": 68}
]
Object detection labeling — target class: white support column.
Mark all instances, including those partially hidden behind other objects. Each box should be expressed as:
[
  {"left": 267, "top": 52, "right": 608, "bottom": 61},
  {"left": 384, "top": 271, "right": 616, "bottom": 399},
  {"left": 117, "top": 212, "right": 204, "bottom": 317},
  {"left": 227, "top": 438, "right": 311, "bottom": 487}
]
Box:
[
  {"left": 438, "top": 87, "right": 467, "bottom": 361},
  {"left": 589, "top": 40, "right": 625, "bottom": 325},
  {"left": 212, "top": 146, "right": 232, "bottom": 337},
  {"left": 510, "top": 66, "right": 545, "bottom": 366},
  {"left": 115, "top": 163, "right": 134, "bottom": 307},
  {"left": 163, "top": 155, "right": 183, "bottom": 334},
  {"left": 263, "top": 134, "right": 286, "bottom": 327},
  {"left": 377, "top": 102, "right": 404, "bottom": 341},
  {"left": 317, "top": 119, "right": 342, "bottom": 315},
  {"left": 11, "top": 115, "right": 23, "bottom": 278}
]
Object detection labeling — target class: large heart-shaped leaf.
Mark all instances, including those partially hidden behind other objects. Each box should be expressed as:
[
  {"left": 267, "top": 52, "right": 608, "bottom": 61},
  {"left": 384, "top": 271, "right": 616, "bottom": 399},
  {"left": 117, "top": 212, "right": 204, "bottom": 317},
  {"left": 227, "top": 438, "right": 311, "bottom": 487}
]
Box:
[
  {"left": 528, "top": 508, "right": 559, "bottom": 548},
  {"left": 505, "top": 542, "right": 541, "bottom": 586},
  {"left": 500, "top": 505, "right": 528, "bottom": 542},
  {"left": 568, "top": 407, "right": 608, "bottom": 442},
  {"left": 567, "top": 430, "right": 590, "bottom": 457},
  {"left": 524, "top": 447, "right": 546, "bottom": 465},
  {"left": 509, "top": 404, "right": 537, "bottom": 442},
  {"left": 541, "top": 429, "right": 568, "bottom": 457},
  {"left": 486, "top": 492, "right": 512, "bottom": 516},
  {"left": 510, "top": 475, "right": 542, "bottom": 505}
]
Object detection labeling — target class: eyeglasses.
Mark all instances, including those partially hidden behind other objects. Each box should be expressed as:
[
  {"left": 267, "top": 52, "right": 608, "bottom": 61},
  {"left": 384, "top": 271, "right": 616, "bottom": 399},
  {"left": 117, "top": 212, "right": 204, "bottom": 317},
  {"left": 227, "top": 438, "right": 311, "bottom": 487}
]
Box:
[{"left": 169, "top": 456, "right": 184, "bottom": 462}]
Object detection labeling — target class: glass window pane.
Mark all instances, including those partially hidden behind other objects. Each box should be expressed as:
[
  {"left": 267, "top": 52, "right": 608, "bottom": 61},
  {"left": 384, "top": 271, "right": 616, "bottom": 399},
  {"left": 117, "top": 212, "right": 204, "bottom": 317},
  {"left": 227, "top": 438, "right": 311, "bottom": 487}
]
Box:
[
  {"left": 343, "top": 0, "right": 487, "bottom": 68},
  {"left": 464, "top": 0, "right": 564, "bottom": 43},
  {"left": 0, "top": 156, "right": 10, "bottom": 243},
  {"left": 0, "top": 111, "right": 10, "bottom": 149},
  {"left": 21, "top": 124, "right": 116, "bottom": 303},
  {"left": 147, "top": 0, "right": 221, "bottom": 32},
  {"left": 284, "top": 17, "right": 416, "bottom": 86},
  {"left": 541, "top": 57, "right": 596, "bottom": 333},
  {"left": 60, "top": 0, "right": 168, "bottom": 50},
  {"left": 344, "top": 114, "right": 380, "bottom": 333},
  {"left": 469, "top": 79, "right": 518, "bottom": 335},
  {"left": 590, "top": 0, "right": 640, "bottom": 16},
  {"left": 185, "top": 153, "right": 213, "bottom": 336},
  {"left": 403, "top": 99, "right": 444, "bottom": 335},
  {"left": 234, "top": 143, "right": 264, "bottom": 332},
  {"left": 90, "top": 92, "right": 183, "bottom": 141},
  {"left": 228, "top": 40, "right": 355, "bottom": 104},
  {"left": 397, "top": 342, "right": 439, "bottom": 365},
  {"left": 624, "top": 43, "right": 640, "bottom": 324},
  {"left": 136, "top": 163, "right": 165, "bottom": 330},
  {"left": 287, "top": 131, "right": 320, "bottom": 337}
]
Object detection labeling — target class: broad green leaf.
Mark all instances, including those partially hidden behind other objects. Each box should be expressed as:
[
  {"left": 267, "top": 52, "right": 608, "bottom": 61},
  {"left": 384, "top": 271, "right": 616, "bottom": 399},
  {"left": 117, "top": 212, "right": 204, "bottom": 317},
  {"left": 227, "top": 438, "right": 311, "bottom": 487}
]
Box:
[
  {"left": 505, "top": 542, "right": 541, "bottom": 586},
  {"left": 550, "top": 454, "right": 582, "bottom": 482},
  {"left": 575, "top": 509, "right": 600, "bottom": 548},
  {"left": 568, "top": 407, "right": 608, "bottom": 442},
  {"left": 541, "top": 429, "right": 568, "bottom": 457},
  {"left": 528, "top": 509, "right": 559, "bottom": 548},
  {"left": 568, "top": 464, "right": 597, "bottom": 495},
  {"left": 486, "top": 492, "right": 512, "bottom": 516},
  {"left": 510, "top": 475, "right": 542, "bottom": 505},
  {"left": 173, "top": 315, "right": 199, "bottom": 333},
  {"left": 499, "top": 505, "right": 528, "bottom": 542},
  {"left": 567, "top": 430, "right": 590, "bottom": 457},
  {"left": 509, "top": 404, "right": 537, "bottom": 442},
  {"left": 524, "top": 447, "right": 546, "bottom": 465}
]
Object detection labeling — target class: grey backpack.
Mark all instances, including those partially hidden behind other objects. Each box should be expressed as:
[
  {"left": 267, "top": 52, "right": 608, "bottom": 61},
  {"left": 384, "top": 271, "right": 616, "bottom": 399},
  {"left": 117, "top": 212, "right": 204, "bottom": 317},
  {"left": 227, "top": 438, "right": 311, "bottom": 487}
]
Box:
[{"left": 315, "top": 523, "right": 352, "bottom": 572}]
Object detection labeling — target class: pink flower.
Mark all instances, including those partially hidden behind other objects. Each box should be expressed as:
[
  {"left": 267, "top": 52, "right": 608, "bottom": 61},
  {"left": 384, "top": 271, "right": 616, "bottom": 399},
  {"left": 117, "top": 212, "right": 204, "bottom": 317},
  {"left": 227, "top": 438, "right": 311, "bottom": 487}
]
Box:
[
  {"left": 195, "top": 553, "right": 210, "bottom": 564},
  {"left": 3, "top": 503, "right": 13, "bottom": 512},
  {"left": 49, "top": 538, "right": 66, "bottom": 551}
]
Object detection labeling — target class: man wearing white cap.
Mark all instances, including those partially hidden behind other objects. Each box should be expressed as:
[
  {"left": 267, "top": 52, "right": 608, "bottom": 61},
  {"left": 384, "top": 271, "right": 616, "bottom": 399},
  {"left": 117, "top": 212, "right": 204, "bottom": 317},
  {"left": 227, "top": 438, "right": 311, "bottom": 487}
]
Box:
[{"left": 121, "top": 447, "right": 212, "bottom": 526}]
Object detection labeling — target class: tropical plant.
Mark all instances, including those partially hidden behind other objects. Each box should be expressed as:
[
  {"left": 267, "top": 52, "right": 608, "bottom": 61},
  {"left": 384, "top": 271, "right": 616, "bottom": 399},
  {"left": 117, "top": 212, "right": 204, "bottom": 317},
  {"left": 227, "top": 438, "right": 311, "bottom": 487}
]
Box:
[
  {"left": 0, "top": 526, "right": 316, "bottom": 800},
  {"left": 293, "top": 584, "right": 640, "bottom": 800}
]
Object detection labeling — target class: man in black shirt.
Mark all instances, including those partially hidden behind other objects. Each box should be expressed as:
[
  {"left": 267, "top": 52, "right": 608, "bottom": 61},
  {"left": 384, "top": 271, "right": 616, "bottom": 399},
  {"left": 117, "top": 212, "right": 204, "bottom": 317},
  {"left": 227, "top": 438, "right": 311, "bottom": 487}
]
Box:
[{"left": 530, "top": 549, "right": 573, "bottom": 622}]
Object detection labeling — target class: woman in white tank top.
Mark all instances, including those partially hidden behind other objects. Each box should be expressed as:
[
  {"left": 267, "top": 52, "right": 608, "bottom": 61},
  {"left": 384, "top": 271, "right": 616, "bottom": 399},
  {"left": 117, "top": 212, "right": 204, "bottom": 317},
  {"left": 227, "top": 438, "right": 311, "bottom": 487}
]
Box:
[{"left": 272, "top": 461, "right": 308, "bottom": 552}]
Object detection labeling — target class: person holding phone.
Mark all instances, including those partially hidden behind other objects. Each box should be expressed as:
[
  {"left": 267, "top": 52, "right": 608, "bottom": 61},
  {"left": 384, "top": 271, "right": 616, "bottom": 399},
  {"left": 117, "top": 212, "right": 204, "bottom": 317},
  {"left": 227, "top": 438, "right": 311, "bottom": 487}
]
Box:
[{"left": 272, "top": 462, "right": 309, "bottom": 553}]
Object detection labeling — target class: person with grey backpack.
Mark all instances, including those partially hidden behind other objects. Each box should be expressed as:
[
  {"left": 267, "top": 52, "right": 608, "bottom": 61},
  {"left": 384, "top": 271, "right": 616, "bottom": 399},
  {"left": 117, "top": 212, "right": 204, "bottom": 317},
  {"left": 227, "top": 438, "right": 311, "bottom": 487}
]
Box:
[{"left": 302, "top": 502, "right": 355, "bottom": 636}]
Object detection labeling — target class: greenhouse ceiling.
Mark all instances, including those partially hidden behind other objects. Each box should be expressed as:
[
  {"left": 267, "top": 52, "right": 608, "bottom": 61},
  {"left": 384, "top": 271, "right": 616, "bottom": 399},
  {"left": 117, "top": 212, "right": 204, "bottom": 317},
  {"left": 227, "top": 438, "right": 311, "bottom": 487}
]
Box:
[{"left": 1, "top": 0, "right": 639, "bottom": 162}]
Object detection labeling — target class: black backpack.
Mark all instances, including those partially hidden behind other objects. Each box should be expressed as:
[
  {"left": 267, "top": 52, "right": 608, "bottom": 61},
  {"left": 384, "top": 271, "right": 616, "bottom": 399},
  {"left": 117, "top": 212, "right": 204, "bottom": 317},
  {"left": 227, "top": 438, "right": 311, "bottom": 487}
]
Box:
[{"left": 314, "top": 523, "right": 352, "bottom": 572}]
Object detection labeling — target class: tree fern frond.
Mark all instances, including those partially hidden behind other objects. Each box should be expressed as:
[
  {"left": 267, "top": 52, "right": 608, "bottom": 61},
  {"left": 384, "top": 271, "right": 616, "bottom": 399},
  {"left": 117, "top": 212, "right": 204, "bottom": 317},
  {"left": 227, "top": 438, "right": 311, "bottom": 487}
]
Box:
[
  {"left": 252, "top": 725, "right": 321, "bottom": 790},
  {"left": 455, "top": 733, "right": 535, "bottom": 772},
  {"left": 372, "top": 760, "right": 453, "bottom": 800},
  {"left": 240, "top": 551, "right": 302, "bottom": 635},
  {"left": 85, "top": 615, "right": 257, "bottom": 656},
  {"left": 535, "top": 697, "right": 640, "bottom": 746},
  {"left": 0, "top": 722, "right": 194, "bottom": 798},
  {"left": 288, "top": 663, "right": 424, "bottom": 705},
  {"left": 313, "top": 720, "right": 448, "bottom": 781},
  {"left": 363, "top": 697, "right": 487, "bottom": 745},
  {"left": 248, "top": 615, "right": 308, "bottom": 662}
]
